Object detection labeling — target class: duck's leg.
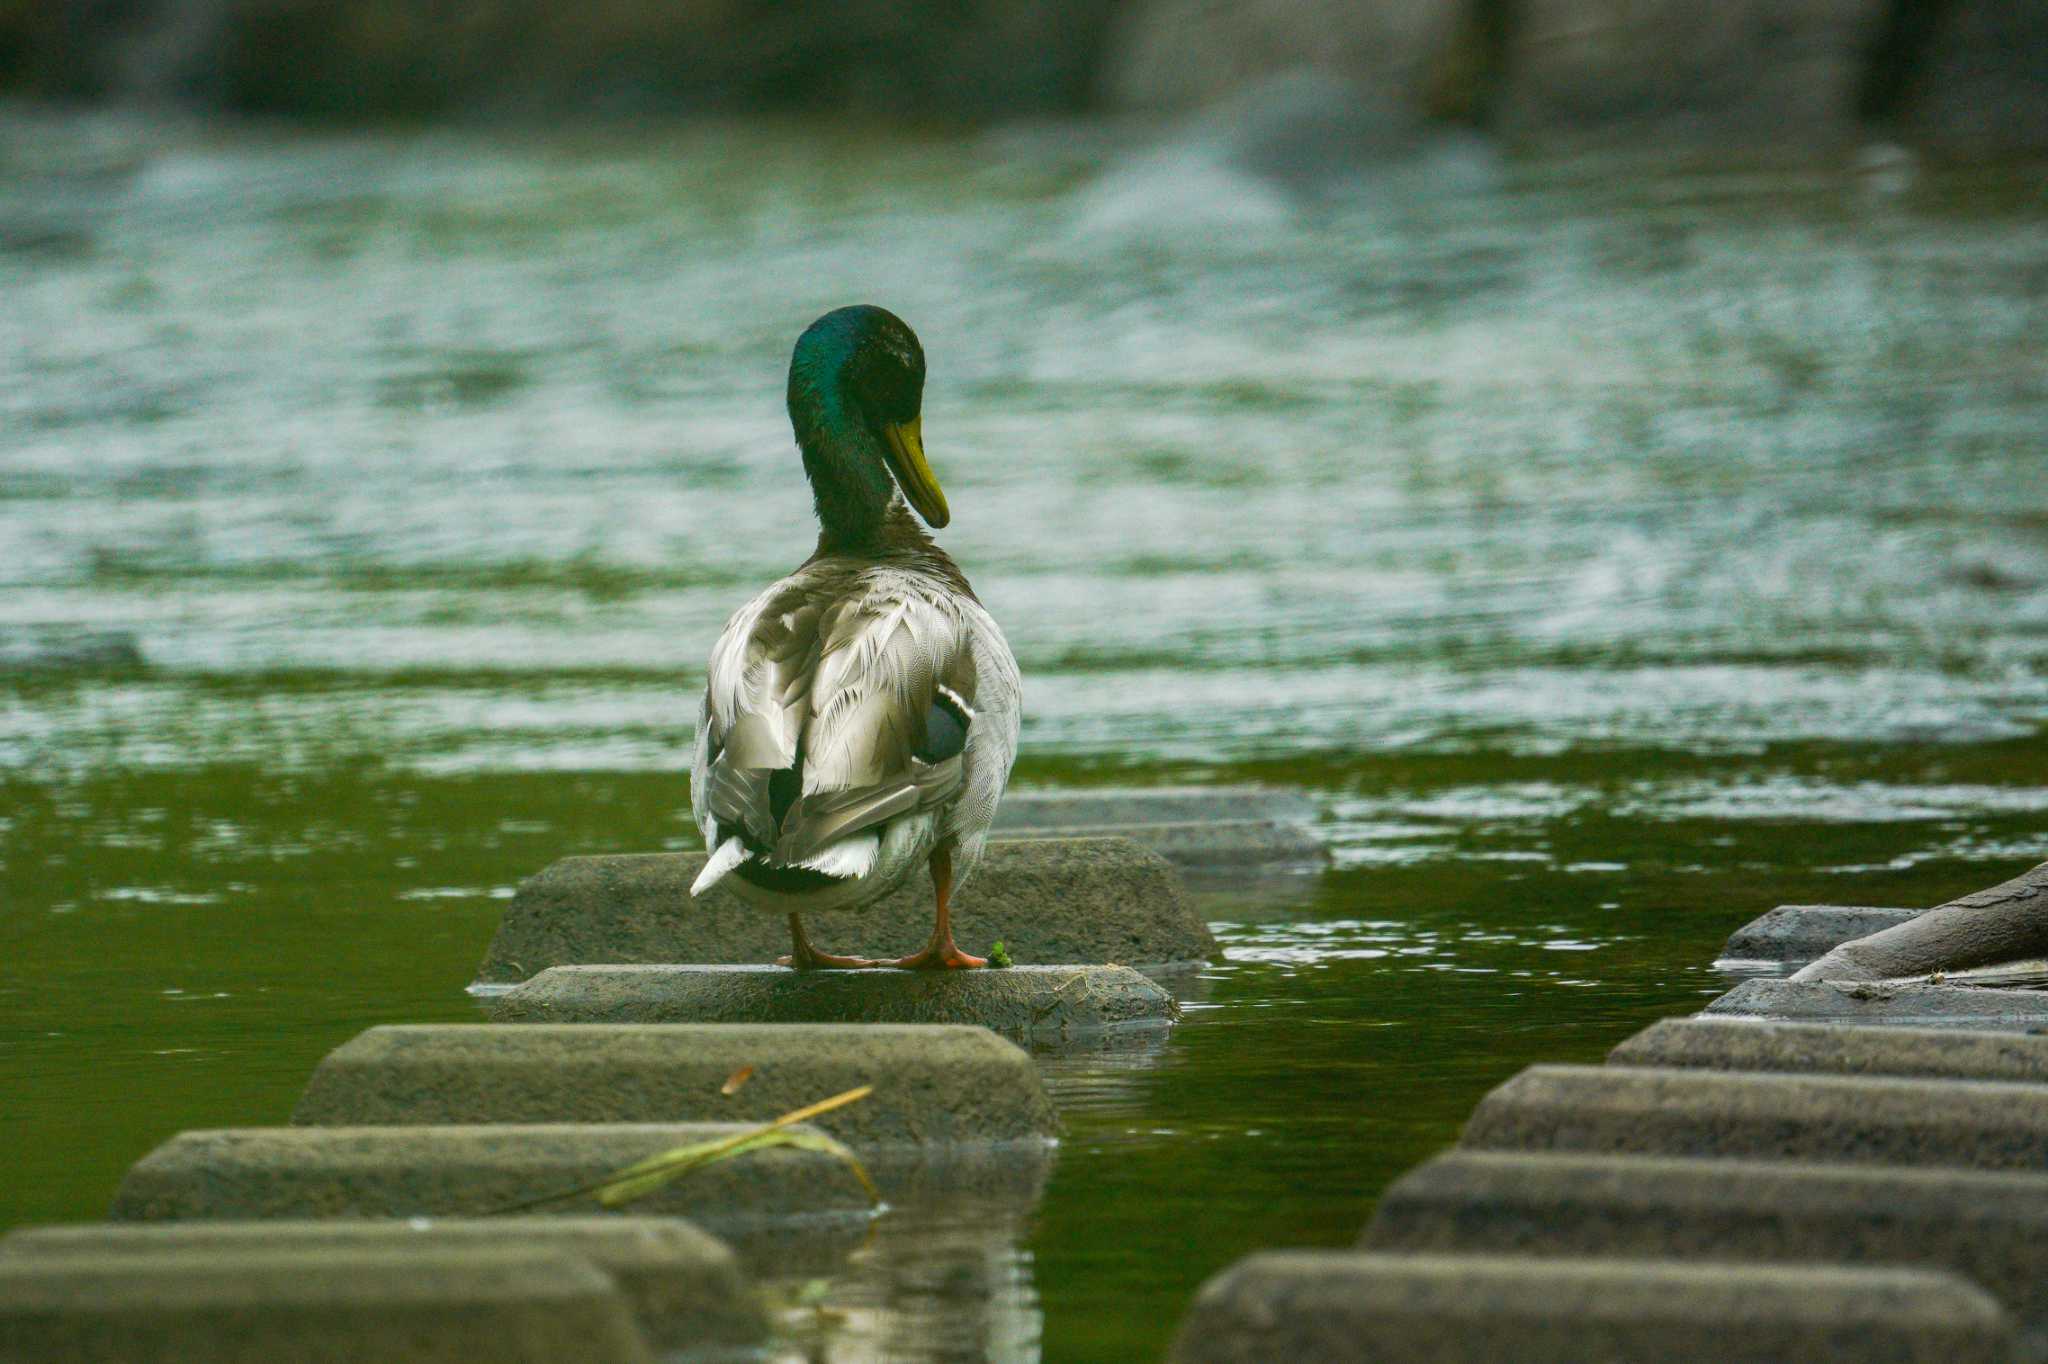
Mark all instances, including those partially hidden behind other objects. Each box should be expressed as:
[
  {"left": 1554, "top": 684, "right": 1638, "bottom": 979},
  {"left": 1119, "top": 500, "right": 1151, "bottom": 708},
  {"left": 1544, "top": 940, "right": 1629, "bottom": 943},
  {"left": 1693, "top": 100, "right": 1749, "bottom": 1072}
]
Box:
[
  {"left": 890, "top": 845, "right": 986, "bottom": 970},
  {"left": 778, "top": 912, "right": 880, "bottom": 970}
]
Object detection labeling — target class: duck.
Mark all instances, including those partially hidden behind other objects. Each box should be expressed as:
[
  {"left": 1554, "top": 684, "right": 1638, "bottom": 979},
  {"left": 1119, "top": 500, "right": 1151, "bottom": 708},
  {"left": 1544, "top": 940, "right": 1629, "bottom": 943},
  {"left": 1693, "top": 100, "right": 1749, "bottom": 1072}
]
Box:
[{"left": 688, "top": 305, "right": 1021, "bottom": 970}]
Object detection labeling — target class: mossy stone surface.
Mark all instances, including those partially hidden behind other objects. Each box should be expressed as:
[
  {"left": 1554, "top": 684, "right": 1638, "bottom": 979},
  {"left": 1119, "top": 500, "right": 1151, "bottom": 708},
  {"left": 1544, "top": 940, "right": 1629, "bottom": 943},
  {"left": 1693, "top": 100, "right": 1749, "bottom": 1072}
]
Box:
[
  {"left": 489, "top": 965, "right": 1175, "bottom": 1044},
  {"left": 474, "top": 837, "right": 1214, "bottom": 987},
  {"left": 291, "top": 1022, "right": 1059, "bottom": 1146},
  {"left": 1611, "top": 1016, "right": 2048, "bottom": 1083},
  {"left": 1364, "top": 1151, "right": 2048, "bottom": 1332},
  {"left": 0, "top": 1246, "right": 652, "bottom": 1363},
  {"left": 107, "top": 1123, "right": 874, "bottom": 1229},
  {"left": 1169, "top": 1251, "right": 2011, "bottom": 1363},
  {"left": 1, "top": 1216, "right": 764, "bottom": 1350},
  {"left": 1462, "top": 1063, "right": 2048, "bottom": 1171},
  {"left": 1705, "top": 978, "right": 2048, "bottom": 1030}
]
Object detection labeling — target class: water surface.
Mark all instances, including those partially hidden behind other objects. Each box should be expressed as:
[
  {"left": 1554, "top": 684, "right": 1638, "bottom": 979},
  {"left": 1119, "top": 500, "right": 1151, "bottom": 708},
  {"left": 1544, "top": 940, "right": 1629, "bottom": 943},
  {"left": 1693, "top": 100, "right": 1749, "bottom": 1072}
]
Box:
[{"left": 2, "top": 110, "right": 2045, "bottom": 1360}]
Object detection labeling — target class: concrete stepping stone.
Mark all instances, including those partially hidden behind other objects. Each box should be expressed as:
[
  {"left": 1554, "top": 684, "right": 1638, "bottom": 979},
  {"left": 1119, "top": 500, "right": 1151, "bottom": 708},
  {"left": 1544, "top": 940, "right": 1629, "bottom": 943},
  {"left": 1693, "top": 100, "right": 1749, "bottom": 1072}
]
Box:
[
  {"left": 999, "top": 821, "right": 1324, "bottom": 868},
  {"left": 108, "top": 1123, "right": 874, "bottom": 1230},
  {"left": 1705, "top": 977, "right": 2048, "bottom": 1030},
  {"left": 1460, "top": 1064, "right": 2048, "bottom": 1171},
  {"left": 1, "top": 1217, "right": 765, "bottom": 1352},
  {"left": 290, "top": 1023, "right": 1059, "bottom": 1147},
  {"left": 0, "top": 1246, "right": 653, "bottom": 1363},
  {"left": 995, "top": 786, "right": 1323, "bottom": 868},
  {"left": 1167, "top": 1251, "right": 2010, "bottom": 1363},
  {"left": 473, "top": 837, "right": 1214, "bottom": 989},
  {"left": 488, "top": 965, "right": 1175, "bottom": 1043},
  {"left": 1611, "top": 1016, "right": 2048, "bottom": 1083},
  {"left": 1716, "top": 904, "right": 1920, "bottom": 966},
  {"left": 993, "top": 786, "right": 1316, "bottom": 832},
  {"left": 1364, "top": 1150, "right": 2048, "bottom": 1342}
]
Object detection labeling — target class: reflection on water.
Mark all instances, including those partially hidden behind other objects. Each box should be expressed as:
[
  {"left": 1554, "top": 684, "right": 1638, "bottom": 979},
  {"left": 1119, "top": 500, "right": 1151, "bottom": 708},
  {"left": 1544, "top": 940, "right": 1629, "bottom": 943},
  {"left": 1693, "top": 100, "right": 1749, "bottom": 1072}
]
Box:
[
  {"left": 2, "top": 110, "right": 2046, "bottom": 1360},
  {"left": 772, "top": 1196, "right": 1045, "bottom": 1364}
]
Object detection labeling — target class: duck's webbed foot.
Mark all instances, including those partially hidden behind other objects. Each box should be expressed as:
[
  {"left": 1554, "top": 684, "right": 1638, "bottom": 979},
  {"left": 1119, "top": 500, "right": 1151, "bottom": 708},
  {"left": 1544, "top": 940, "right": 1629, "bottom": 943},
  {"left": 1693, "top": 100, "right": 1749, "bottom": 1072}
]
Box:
[
  {"left": 778, "top": 912, "right": 880, "bottom": 971},
  {"left": 889, "top": 940, "right": 987, "bottom": 971},
  {"left": 888, "top": 845, "right": 986, "bottom": 970}
]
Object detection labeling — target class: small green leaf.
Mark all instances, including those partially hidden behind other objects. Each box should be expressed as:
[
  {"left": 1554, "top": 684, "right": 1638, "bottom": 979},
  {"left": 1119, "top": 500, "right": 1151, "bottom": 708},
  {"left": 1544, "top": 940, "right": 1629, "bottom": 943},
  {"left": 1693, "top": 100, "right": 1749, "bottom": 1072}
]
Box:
[{"left": 988, "top": 940, "right": 1014, "bottom": 969}]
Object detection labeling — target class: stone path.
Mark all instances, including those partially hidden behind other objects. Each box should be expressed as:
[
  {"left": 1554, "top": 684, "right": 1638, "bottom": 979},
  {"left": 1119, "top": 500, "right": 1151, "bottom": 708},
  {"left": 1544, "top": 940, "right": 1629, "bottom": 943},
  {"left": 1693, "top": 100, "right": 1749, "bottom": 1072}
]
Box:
[{"left": 1168, "top": 858, "right": 2048, "bottom": 1362}]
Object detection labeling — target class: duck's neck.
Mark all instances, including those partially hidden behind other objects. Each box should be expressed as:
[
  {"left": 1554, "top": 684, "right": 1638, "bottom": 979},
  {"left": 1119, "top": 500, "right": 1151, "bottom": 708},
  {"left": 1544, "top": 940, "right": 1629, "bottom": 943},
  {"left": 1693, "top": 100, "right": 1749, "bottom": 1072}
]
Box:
[
  {"left": 811, "top": 497, "right": 963, "bottom": 575},
  {"left": 789, "top": 362, "right": 897, "bottom": 555}
]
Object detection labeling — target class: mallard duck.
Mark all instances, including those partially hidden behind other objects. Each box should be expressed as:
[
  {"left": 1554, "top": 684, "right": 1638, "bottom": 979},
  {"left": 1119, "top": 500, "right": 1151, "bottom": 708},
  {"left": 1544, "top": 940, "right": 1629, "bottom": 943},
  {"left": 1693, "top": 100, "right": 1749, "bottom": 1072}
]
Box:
[{"left": 689, "top": 305, "right": 1021, "bottom": 970}]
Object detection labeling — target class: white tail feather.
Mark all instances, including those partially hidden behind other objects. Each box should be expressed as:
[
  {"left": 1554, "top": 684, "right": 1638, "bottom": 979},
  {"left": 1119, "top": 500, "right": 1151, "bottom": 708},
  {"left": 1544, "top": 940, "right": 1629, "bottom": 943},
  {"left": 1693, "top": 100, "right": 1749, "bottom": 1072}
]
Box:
[
  {"left": 691, "top": 836, "right": 749, "bottom": 897},
  {"left": 791, "top": 833, "right": 880, "bottom": 881}
]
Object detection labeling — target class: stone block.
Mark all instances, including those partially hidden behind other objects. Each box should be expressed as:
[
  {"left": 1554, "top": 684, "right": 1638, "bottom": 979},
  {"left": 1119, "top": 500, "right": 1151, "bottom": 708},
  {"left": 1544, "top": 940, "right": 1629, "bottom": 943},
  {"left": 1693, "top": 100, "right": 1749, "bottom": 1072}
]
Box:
[
  {"left": 994, "top": 786, "right": 1316, "bottom": 831},
  {"left": 1610, "top": 1016, "right": 2048, "bottom": 1083},
  {"left": 290, "top": 1023, "right": 1058, "bottom": 1146},
  {"left": 1460, "top": 1063, "right": 2048, "bottom": 1170},
  {"left": 1716, "top": 904, "right": 1919, "bottom": 965},
  {"left": 473, "top": 837, "right": 1213, "bottom": 988},
  {"left": 0, "top": 1247, "right": 651, "bottom": 1363},
  {"left": 1167, "top": 1251, "right": 2010, "bottom": 1363},
  {"left": 1705, "top": 978, "right": 2048, "bottom": 1030},
  {"left": 1, "top": 1216, "right": 764, "bottom": 1350},
  {"left": 992, "top": 787, "right": 1323, "bottom": 868},
  {"left": 1364, "top": 1150, "right": 2048, "bottom": 1332},
  {"left": 107, "top": 1124, "right": 874, "bottom": 1230},
  {"left": 1000, "top": 820, "right": 1325, "bottom": 868},
  {"left": 488, "top": 965, "right": 1174, "bottom": 1044}
]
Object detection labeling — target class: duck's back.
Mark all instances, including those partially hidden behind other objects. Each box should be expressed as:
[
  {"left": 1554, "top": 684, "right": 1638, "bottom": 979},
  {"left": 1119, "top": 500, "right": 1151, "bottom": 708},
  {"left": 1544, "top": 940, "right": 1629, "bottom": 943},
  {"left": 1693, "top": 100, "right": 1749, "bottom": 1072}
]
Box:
[{"left": 692, "top": 548, "right": 1019, "bottom": 898}]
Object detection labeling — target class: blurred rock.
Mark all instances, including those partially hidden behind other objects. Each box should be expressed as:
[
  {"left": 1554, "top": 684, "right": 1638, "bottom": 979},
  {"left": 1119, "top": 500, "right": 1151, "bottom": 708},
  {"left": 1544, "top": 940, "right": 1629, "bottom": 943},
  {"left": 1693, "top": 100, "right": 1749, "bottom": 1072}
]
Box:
[
  {"left": 1903, "top": 0, "right": 2048, "bottom": 149},
  {"left": 47, "top": 0, "right": 1120, "bottom": 118},
  {"left": 1497, "top": 0, "right": 1885, "bottom": 144},
  {"left": 1069, "top": 69, "right": 1500, "bottom": 244},
  {"left": 1102, "top": 1, "right": 1464, "bottom": 117}
]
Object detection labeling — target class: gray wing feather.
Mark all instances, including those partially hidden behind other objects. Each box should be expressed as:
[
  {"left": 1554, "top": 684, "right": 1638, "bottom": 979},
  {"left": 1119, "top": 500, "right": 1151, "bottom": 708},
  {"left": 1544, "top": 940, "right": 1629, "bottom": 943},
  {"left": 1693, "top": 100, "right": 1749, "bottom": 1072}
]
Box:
[{"left": 694, "top": 564, "right": 1010, "bottom": 864}]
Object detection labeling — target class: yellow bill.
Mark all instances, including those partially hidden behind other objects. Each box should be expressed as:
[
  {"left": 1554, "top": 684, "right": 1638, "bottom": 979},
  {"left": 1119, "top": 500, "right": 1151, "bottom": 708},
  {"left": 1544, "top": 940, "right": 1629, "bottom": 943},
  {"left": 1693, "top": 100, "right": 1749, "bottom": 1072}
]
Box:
[{"left": 880, "top": 417, "right": 949, "bottom": 528}]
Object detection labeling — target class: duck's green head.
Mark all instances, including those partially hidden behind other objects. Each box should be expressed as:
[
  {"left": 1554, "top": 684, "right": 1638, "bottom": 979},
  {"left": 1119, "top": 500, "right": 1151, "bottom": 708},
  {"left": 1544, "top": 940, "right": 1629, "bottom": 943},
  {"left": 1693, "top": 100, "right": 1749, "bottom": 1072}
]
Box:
[{"left": 787, "top": 305, "right": 948, "bottom": 542}]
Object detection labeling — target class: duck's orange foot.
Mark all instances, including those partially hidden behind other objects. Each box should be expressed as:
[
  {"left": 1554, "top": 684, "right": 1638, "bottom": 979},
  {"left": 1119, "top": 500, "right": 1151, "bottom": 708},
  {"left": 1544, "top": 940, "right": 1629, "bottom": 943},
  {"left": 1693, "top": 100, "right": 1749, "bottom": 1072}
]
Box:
[
  {"left": 777, "top": 947, "right": 882, "bottom": 971},
  {"left": 888, "top": 942, "right": 987, "bottom": 971}
]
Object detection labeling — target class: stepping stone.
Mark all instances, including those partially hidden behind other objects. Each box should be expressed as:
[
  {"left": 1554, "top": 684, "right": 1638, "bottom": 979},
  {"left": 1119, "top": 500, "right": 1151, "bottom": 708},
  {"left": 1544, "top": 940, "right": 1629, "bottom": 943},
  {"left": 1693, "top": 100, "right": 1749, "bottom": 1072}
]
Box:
[
  {"left": 1000, "top": 820, "right": 1325, "bottom": 869},
  {"left": 994, "top": 787, "right": 1324, "bottom": 868},
  {"left": 1704, "top": 978, "right": 2048, "bottom": 1031},
  {"left": 1611, "top": 1016, "right": 2048, "bottom": 1083},
  {"left": 108, "top": 1124, "right": 874, "bottom": 1230},
  {"left": 473, "top": 837, "right": 1214, "bottom": 989},
  {"left": 1460, "top": 1064, "right": 2048, "bottom": 1171},
  {"left": 994, "top": 786, "right": 1316, "bottom": 831},
  {"left": 1167, "top": 1251, "right": 2010, "bottom": 1363},
  {"left": 291, "top": 1023, "right": 1059, "bottom": 1147},
  {"left": 0, "top": 1246, "right": 652, "bottom": 1363},
  {"left": 1716, "top": 904, "right": 1920, "bottom": 966},
  {"left": 1, "top": 1217, "right": 765, "bottom": 1351},
  {"left": 488, "top": 965, "right": 1174, "bottom": 1044},
  {"left": 1364, "top": 1151, "right": 2048, "bottom": 1340}
]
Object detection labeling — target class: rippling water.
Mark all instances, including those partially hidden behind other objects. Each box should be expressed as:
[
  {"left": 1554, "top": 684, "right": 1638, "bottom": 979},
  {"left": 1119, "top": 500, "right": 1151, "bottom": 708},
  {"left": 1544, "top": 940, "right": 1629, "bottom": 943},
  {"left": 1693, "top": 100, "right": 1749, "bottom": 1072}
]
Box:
[{"left": 2, "top": 108, "right": 2045, "bottom": 1360}]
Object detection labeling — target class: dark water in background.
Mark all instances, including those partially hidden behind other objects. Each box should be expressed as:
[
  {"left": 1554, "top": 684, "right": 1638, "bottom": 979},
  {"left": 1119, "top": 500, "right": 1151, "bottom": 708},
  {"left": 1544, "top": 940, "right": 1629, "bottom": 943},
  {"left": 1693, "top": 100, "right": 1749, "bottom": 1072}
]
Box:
[{"left": 1, "top": 109, "right": 2045, "bottom": 1360}]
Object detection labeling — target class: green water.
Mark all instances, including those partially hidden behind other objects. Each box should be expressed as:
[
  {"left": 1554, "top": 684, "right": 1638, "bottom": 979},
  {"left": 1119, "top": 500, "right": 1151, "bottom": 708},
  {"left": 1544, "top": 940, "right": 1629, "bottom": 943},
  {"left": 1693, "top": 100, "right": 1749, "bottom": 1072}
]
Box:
[{"left": 2, "top": 108, "right": 2046, "bottom": 1360}]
